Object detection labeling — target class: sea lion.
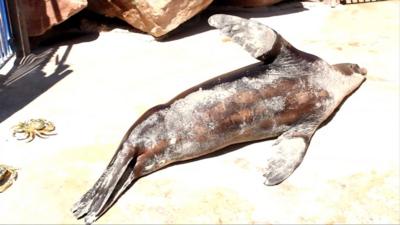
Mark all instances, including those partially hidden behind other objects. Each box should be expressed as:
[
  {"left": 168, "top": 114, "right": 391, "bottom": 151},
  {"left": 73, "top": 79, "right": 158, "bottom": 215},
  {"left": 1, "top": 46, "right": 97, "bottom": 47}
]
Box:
[{"left": 72, "top": 14, "right": 367, "bottom": 224}]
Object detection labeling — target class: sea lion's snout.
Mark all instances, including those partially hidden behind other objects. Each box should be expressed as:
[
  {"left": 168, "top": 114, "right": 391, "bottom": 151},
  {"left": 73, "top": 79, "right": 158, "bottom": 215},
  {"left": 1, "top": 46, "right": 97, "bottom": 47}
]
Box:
[
  {"left": 351, "top": 64, "right": 367, "bottom": 76},
  {"left": 359, "top": 66, "right": 368, "bottom": 76}
]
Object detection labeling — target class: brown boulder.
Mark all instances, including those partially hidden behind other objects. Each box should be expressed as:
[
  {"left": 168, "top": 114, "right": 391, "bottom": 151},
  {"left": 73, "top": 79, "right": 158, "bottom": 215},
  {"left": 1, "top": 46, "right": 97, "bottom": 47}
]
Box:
[
  {"left": 87, "top": 0, "right": 213, "bottom": 37},
  {"left": 21, "top": 0, "right": 88, "bottom": 37},
  {"left": 220, "top": 0, "right": 283, "bottom": 7}
]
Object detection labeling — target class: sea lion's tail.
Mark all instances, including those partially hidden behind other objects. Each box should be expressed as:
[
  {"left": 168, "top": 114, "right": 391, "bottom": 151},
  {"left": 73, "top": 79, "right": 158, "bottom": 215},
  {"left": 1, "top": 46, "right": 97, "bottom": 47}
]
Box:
[{"left": 71, "top": 142, "right": 137, "bottom": 224}]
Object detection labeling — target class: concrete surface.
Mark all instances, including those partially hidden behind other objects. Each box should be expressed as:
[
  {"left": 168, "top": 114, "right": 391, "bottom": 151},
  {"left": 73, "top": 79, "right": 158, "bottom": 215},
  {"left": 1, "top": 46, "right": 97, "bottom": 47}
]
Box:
[{"left": 0, "top": 1, "right": 399, "bottom": 224}]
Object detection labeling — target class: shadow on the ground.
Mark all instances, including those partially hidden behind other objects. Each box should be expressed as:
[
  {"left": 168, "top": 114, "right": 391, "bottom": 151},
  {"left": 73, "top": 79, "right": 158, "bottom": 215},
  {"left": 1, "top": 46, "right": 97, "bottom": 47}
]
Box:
[
  {"left": 0, "top": 32, "right": 98, "bottom": 124},
  {"left": 29, "top": 9, "right": 134, "bottom": 48},
  {"left": 158, "top": 1, "right": 307, "bottom": 41}
]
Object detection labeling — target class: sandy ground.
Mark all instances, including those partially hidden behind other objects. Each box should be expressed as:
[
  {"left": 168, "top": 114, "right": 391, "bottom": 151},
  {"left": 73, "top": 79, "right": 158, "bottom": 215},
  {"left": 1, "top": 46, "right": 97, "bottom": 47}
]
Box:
[{"left": 0, "top": 1, "right": 399, "bottom": 224}]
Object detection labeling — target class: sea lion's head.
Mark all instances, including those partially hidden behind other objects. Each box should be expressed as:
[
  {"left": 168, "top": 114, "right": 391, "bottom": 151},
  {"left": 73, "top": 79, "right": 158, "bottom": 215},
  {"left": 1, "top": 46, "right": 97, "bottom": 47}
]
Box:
[
  {"left": 330, "top": 63, "right": 367, "bottom": 98},
  {"left": 333, "top": 63, "right": 368, "bottom": 76}
]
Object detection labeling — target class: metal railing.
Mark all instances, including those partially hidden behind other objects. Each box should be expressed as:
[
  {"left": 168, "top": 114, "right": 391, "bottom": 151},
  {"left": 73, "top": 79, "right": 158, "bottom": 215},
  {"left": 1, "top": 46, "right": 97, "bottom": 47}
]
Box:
[{"left": 0, "top": 0, "right": 13, "bottom": 68}]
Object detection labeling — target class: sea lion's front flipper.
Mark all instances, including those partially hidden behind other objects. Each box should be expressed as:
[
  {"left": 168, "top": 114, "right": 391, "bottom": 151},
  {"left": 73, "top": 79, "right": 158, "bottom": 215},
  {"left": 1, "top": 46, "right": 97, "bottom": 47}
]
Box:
[
  {"left": 263, "top": 123, "right": 319, "bottom": 186},
  {"left": 208, "top": 14, "right": 319, "bottom": 64},
  {"left": 208, "top": 14, "right": 284, "bottom": 62}
]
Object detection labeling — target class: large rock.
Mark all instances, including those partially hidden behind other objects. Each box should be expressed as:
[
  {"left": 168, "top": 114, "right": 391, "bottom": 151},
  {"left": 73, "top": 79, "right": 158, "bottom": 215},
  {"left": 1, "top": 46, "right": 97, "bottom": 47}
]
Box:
[
  {"left": 220, "top": 0, "right": 283, "bottom": 7},
  {"left": 87, "top": 0, "right": 213, "bottom": 37},
  {"left": 21, "top": 0, "right": 88, "bottom": 37}
]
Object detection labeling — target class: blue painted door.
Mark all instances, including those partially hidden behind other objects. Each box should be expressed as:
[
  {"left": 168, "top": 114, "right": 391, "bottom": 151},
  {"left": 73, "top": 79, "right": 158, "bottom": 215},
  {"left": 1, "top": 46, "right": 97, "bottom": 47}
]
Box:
[{"left": 0, "top": 0, "right": 13, "bottom": 68}]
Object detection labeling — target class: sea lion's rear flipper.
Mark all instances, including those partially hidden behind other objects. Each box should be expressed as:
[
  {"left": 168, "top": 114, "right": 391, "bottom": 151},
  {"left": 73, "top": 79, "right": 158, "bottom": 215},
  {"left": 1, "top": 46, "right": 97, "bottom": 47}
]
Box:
[
  {"left": 263, "top": 123, "right": 319, "bottom": 185},
  {"left": 71, "top": 143, "right": 137, "bottom": 224},
  {"left": 208, "top": 14, "right": 319, "bottom": 64}
]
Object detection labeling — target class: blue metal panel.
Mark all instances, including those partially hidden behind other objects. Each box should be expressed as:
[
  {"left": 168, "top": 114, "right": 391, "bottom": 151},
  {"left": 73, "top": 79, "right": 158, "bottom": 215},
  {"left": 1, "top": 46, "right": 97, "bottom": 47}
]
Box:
[{"left": 0, "top": 0, "right": 13, "bottom": 68}]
